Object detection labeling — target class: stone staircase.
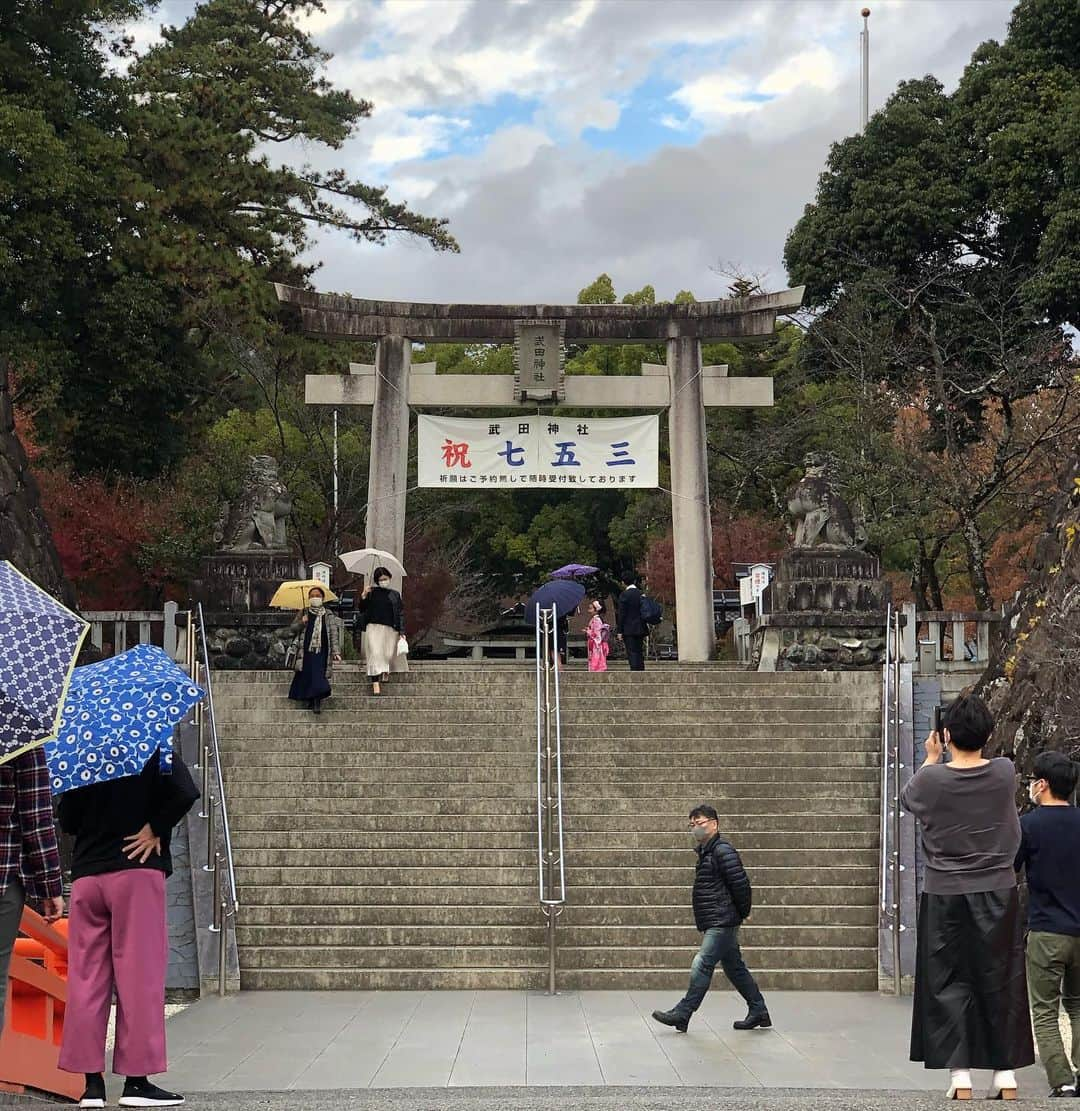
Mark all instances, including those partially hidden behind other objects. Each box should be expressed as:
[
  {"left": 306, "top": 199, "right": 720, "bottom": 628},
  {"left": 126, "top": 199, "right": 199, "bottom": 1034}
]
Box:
[{"left": 214, "top": 664, "right": 881, "bottom": 991}]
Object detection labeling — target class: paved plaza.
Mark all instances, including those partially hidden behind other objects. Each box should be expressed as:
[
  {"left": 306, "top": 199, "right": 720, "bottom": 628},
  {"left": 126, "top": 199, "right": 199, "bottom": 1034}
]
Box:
[{"left": 150, "top": 990, "right": 1047, "bottom": 1096}]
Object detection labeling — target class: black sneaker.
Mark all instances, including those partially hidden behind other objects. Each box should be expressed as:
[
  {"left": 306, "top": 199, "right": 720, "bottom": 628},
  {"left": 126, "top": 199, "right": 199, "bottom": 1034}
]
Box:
[
  {"left": 651, "top": 1008, "right": 689, "bottom": 1033},
  {"left": 80, "top": 1073, "right": 106, "bottom": 1109},
  {"left": 1049, "top": 1086, "right": 1077, "bottom": 1097},
  {"left": 119, "top": 1079, "right": 185, "bottom": 1107},
  {"left": 733, "top": 1006, "right": 772, "bottom": 1030}
]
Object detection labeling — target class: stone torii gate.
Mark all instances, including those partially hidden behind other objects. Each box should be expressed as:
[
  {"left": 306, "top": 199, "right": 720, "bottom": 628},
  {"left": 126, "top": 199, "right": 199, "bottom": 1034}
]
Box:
[{"left": 276, "top": 284, "right": 804, "bottom": 661}]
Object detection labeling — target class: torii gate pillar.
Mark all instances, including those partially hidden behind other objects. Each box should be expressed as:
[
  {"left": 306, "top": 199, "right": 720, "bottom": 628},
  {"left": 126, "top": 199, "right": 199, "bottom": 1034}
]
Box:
[
  {"left": 366, "top": 335, "right": 411, "bottom": 564},
  {"left": 667, "top": 337, "right": 714, "bottom": 663}
]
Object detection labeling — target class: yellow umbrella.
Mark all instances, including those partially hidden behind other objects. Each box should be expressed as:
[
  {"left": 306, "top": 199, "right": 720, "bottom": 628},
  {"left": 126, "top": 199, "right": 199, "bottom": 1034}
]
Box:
[{"left": 269, "top": 579, "right": 339, "bottom": 611}]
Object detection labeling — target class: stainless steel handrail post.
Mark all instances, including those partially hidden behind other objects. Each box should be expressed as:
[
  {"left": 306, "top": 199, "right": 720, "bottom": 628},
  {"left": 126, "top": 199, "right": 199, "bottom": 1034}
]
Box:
[
  {"left": 892, "top": 609, "right": 903, "bottom": 996},
  {"left": 204, "top": 793, "right": 216, "bottom": 872},
  {"left": 218, "top": 909, "right": 230, "bottom": 997},
  {"left": 880, "top": 603, "right": 892, "bottom": 919},
  {"left": 209, "top": 855, "right": 222, "bottom": 931}
]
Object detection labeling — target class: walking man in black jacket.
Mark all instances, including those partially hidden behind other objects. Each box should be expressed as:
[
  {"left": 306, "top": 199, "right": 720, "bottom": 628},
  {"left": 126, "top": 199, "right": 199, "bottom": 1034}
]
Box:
[{"left": 652, "top": 804, "right": 771, "bottom": 1033}]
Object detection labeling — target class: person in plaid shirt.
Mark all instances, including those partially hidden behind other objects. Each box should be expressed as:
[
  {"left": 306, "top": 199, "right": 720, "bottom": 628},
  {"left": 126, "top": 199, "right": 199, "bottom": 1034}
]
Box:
[{"left": 0, "top": 746, "right": 65, "bottom": 1030}]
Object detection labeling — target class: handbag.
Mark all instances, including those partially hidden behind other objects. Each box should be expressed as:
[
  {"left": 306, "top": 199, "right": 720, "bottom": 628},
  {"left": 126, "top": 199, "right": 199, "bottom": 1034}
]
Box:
[{"left": 396, "top": 634, "right": 409, "bottom": 657}]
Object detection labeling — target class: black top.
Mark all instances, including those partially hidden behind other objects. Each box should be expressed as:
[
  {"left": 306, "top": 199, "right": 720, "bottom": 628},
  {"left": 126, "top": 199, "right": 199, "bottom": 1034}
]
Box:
[
  {"left": 359, "top": 587, "right": 403, "bottom": 632},
  {"left": 691, "top": 833, "right": 752, "bottom": 931},
  {"left": 1016, "top": 805, "right": 1080, "bottom": 936},
  {"left": 617, "top": 587, "right": 646, "bottom": 637},
  {"left": 57, "top": 751, "right": 200, "bottom": 881}
]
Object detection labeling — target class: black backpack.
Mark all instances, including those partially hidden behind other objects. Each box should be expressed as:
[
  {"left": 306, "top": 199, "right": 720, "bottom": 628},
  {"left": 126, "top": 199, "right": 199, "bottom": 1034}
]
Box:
[{"left": 639, "top": 595, "right": 663, "bottom": 626}]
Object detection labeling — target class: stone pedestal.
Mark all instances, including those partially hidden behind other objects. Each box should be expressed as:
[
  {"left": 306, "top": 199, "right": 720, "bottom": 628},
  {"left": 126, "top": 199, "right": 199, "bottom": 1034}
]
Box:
[
  {"left": 752, "top": 548, "right": 890, "bottom": 671},
  {"left": 190, "top": 552, "right": 303, "bottom": 613},
  {"left": 201, "top": 612, "right": 298, "bottom": 671}
]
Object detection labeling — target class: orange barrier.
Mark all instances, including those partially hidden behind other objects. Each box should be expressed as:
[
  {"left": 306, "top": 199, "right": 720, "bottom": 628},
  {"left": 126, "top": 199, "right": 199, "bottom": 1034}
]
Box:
[{"left": 0, "top": 908, "right": 81, "bottom": 1101}]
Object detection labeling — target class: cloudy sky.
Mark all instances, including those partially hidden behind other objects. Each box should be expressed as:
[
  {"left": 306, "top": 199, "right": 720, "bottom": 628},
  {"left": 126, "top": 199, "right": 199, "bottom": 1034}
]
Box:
[{"left": 131, "top": 0, "right": 1015, "bottom": 304}]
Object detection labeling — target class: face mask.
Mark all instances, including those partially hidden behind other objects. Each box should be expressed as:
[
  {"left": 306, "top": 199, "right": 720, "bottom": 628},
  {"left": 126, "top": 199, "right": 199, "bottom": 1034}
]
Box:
[
  {"left": 691, "top": 825, "right": 712, "bottom": 844},
  {"left": 1029, "top": 780, "right": 1042, "bottom": 804},
  {"left": 309, "top": 598, "right": 324, "bottom": 609},
  {"left": 376, "top": 579, "right": 389, "bottom": 588}
]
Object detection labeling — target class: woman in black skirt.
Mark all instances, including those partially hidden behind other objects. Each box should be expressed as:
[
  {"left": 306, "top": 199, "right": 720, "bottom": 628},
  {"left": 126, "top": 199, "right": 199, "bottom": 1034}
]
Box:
[
  {"left": 288, "top": 586, "right": 343, "bottom": 714},
  {"left": 902, "top": 692, "right": 1034, "bottom": 1101}
]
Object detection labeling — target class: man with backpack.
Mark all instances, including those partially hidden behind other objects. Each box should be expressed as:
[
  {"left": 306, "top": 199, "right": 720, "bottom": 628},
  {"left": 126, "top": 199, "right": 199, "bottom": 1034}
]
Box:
[
  {"left": 617, "top": 571, "right": 653, "bottom": 671},
  {"left": 652, "top": 804, "right": 771, "bottom": 1034}
]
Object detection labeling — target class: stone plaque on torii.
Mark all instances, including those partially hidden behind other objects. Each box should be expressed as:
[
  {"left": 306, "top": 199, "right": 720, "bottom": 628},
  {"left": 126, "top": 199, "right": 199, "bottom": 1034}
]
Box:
[{"left": 276, "top": 284, "right": 804, "bottom": 661}]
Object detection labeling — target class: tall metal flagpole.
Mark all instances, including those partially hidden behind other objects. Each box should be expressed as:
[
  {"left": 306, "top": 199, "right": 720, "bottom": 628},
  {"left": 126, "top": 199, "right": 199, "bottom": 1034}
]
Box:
[{"left": 860, "top": 8, "right": 871, "bottom": 132}]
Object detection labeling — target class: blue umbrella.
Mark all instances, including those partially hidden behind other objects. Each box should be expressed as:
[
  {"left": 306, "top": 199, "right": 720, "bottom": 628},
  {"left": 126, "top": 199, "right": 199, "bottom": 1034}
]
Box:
[
  {"left": 549, "top": 564, "right": 599, "bottom": 580},
  {"left": 46, "top": 644, "right": 204, "bottom": 795},
  {"left": 0, "top": 560, "right": 89, "bottom": 765},
  {"left": 526, "top": 579, "right": 586, "bottom": 622}
]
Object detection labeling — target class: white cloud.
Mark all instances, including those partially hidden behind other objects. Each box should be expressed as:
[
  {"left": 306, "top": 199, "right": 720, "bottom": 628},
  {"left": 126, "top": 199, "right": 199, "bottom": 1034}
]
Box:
[
  {"left": 367, "top": 111, "right": 470, "bottom": 167},
  {"left": 671, "top": 75, "right": 766, "bottom": 123},
  {"left": 760, "top": 45, "right": 842, "bottom": 97}
]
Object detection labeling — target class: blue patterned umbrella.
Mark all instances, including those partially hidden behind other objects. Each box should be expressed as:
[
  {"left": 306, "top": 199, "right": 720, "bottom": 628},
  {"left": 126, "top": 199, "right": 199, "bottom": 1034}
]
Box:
[
  {"left": 46, "top": 644, "right": 204, "bottom": 795},
  {"left": 0, "top": 560, "right": 89, "bottom": 766}
]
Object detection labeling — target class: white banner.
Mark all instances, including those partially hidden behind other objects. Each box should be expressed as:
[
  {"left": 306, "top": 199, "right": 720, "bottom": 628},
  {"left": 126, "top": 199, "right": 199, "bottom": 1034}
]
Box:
[{"left": 418, "top": 415, "right": 660, "bottom": 489}]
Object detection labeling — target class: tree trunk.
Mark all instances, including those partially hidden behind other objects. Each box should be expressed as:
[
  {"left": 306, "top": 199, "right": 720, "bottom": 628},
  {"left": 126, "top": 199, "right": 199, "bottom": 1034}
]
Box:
[
  {"left": 957, "top": 507, "right": 993, "bottom": 610},
  {"left": 0, "top": 358, "right": 74, "bottom": 606}
]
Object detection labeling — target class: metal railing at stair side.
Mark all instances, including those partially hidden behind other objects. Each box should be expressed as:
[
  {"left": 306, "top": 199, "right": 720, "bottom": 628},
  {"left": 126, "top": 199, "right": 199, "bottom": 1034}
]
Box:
[
  {"left": 185, "top": 604, "right": 240, "bottom": 996},
  {"left": 534, "top": 605, "right": 566, "bottom": 995},
  {"left": 879, "top": 603, "right": 903, "bottom": 996}
]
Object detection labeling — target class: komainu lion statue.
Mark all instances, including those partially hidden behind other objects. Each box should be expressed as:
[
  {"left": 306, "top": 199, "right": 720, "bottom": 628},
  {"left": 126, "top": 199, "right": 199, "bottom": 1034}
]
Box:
[
  {"left": 787, "top": 452, "right": 864, "bottom": 550},
  {"left": 215, "top": 455, "right": 293, "bottom": 553}
]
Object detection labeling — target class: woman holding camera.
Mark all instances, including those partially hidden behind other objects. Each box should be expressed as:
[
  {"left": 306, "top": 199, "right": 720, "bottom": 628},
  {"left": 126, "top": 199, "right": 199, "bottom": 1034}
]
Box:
[{"left": 901, "top": 692, "right": 1034, "bottom": 1100}]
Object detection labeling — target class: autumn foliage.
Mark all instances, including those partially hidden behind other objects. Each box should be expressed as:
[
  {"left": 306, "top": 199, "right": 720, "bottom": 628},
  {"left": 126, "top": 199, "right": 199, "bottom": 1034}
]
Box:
[{"left": 644, "top": 504, "right": 785, "bottom": 604}]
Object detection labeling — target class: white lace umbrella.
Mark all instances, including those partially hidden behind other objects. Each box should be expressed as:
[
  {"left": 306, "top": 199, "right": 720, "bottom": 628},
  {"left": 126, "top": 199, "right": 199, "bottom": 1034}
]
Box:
[{"left": 339, "top": 549, "right": 408, "bottom": 579}]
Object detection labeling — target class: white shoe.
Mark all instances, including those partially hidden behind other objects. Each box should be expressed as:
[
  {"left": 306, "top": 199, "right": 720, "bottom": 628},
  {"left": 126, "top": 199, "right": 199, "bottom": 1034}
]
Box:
[
  {"left": 947, "top": 1069, "right": 973, "bottom": 1100},
  {"left": 989, "top": 1070, "right": 1017, "bottom": 1100}
]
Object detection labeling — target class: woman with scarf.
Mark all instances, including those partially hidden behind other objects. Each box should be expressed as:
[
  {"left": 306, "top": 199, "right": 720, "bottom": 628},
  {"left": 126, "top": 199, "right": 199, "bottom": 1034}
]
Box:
[
  {"left": 288, "top": 586, "right": 343, "bottom": 714},
  {"left": 358, "top": 567, "right": 406, "bottom": 696}
]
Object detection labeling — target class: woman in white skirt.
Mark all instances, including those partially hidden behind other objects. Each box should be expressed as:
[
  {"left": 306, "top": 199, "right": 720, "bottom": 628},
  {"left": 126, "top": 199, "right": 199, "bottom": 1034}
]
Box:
[{"left": 358, "top": 566, "right": 407, "bottom": 696}]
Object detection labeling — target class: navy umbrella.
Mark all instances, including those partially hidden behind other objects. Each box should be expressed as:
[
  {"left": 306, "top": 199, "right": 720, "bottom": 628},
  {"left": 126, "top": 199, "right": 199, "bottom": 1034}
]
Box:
[{"left": 526, "top": 580, "right": 586, "bottom": 622}]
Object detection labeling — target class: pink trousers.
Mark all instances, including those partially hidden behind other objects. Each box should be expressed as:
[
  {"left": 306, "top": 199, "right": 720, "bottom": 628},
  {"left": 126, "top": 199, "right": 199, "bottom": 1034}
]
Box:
[{"left": 59, "top": 870, "right": 168, "bottom": 1077}]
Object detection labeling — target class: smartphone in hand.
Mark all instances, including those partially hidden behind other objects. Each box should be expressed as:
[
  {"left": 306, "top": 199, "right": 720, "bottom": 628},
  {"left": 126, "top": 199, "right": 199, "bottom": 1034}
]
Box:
[{"left": 933, "top": 705, "right": 947, "bottom": 762}]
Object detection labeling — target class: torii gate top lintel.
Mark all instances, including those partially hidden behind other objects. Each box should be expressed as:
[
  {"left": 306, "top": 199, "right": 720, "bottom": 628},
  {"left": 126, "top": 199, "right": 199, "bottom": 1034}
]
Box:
[{"left": 274, "top": 282, "right": 804, "bottom": 343}]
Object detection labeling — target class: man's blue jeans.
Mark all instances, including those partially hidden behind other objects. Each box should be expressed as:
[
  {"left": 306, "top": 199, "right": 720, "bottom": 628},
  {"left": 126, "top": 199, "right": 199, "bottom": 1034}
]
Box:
[{"left": 675, "top": 926, "right": 765, "bottom": 1017}]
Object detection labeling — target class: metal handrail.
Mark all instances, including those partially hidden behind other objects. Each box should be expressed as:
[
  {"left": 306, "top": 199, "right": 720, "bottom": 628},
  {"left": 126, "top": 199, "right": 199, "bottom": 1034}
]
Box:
[
  {"left": 879, "top": 603, "right": 903, "bottom": 996},
  {"left": 534, "top": 605, "right": 566, "bottom": 995},
  {"left": 186, "top": 604, "right": 239, "bottom": 996}
]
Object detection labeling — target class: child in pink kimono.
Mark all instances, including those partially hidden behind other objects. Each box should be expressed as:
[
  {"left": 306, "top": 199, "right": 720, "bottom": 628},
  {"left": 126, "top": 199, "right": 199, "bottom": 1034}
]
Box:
[{"left": 586, "top": 600, "right": 610, "bottom": 673}]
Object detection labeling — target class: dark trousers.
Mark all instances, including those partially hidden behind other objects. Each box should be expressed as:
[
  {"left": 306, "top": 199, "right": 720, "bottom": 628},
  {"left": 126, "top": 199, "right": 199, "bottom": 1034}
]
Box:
[
  {"left": 624, "top": 635, "right": 646, "bottom": 671},
  {"left": 675, "top": 926, "right": 765, "bottom": 1017},
  {"left": 0, "top": 880, "right": 25, "bottom": 1033}
]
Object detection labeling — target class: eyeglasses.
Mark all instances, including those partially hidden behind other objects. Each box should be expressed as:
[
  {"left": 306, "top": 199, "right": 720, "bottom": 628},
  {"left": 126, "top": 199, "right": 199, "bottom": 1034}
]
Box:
[{"left": 688, "top": 819, "right": 713, "bottom": 829}]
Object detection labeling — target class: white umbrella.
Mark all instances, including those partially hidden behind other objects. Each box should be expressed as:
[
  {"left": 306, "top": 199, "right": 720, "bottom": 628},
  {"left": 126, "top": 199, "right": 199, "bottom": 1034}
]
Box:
[{"left": 339, "top": 548, "right": 408, "bottom": 579}]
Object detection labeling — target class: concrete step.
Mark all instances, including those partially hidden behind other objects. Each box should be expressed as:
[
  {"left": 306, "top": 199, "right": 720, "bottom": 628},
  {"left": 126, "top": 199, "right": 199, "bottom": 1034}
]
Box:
[
  {"left": 218, "top": 708, "right": 880, "bottom": 725},
  {"left": 230, "top": 811, "right": 880, "bottom": 833},
  {"left": 221, "top": 749, "right": 880, "bottom": 769},
  {"left": 232, "top": 847, "right": 877, "bottom": 869},
  {"left": 227, "top": 781, "right": 873, "bottom": 800},
  {"left": 218, "top": 725, "right": 882, "bottom": 744},
  {"left": 236, "top": 967, "right": 878, "bottom": 990},
  {"left": 229, "top": 795, "right": 879, "bottom": 815},
  {"left": 216, "top": 668, "right": 873, "bottom": 685},
  {"left": 234, "top": 942, "right": 874, "bottom": 972},
  {"left": 229, "top": 766, "right": 879, "bottom": 786},
  {"left": 235, "top": 864, "right": 875, "bottom": 889},
  {"left": 229, "top": 829, "right": 877, "bottom": 851},
  {"left": 218, "top": 693, "right": 881, "bottom": 711},
  {"left": 235, "top": 902, "right": 878, "bottom": 927},
  {"left": 234, "top": 923, "right": 876, "bottom": 948},
  {"left": 235, "top": 883, "right": 875, "bottom": 907}
]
